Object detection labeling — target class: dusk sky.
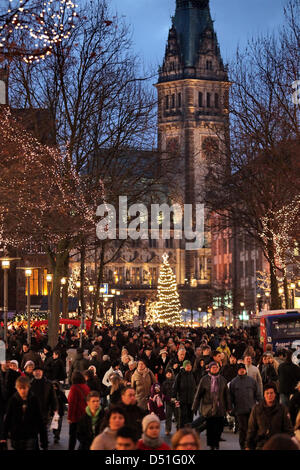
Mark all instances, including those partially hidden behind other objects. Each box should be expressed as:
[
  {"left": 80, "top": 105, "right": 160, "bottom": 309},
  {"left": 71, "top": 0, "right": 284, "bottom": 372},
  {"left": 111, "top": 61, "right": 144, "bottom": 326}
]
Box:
[{"left": 108, "top": 0, "right": 287, "bottom": 73}]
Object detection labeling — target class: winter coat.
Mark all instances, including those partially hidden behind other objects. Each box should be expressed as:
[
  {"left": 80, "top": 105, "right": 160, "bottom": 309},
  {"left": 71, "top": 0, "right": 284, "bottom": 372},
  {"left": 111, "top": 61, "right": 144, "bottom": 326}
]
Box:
[
  {"left": 30, "top": 377, "right": 58, "bottom": 420},
  {"left": 245, "top": 364, "right": 263, "bottom": 399},
  {"left": 115, "top": 403, "right": 147, "bottom": 438},
  {"left": 192, "top": 373, "right": 231, "bottom": 418},
  {"left": 258, "top": 364, "right": 278, "bottom": 386},
  {"left": 161, "top": 375, "right": 175, "bottom": 403},
  {"left": 137, "top": 439, "right": 170, "bottom": 450},
  {"left": 67, "top": 383, "right": 90, "bottom": 423},
  {"left": 0, "top": 369, "right": 21, "bottom": 408},
  {"left": 221, "top": 363, "right": 239, "bottom": 383},
  {"left": 278, "top": 361, "right": 300, "bottom": 396},
  {"left": 166, "top": 357, "right": 185, "bottom": 375},
  {"left": 148, "top": 384, "right": 166, "bottom": 420},
  {"left": 43, "top": 352, "right": 54, "bottom": 379},
  {"left": 90, "top": 427, "right": 117, "bottom": 450},
  {"left": 289, "top": 390, "right": 300, "bottom": 425},
  {"left": 46, "top": 357, "right": 67, "bottom": 382},
  {"left": 102, "top": 367, "right": 123, "bottom": 388},
  {"left": 2, "top": 392, "right": 47, "bottom": 447},
  {"left": 229, "top": 375, "right": 259, "bottom": 415},
  {"left": 68, "top": 353, "right": 90, "bottom": 382},
  {"left": 52, "top": 382, "right": 68, "bottom": 417},
  {"left": 246, "top": 400, "right": 294, "bottom": 450},
  {"left": 131, "top": 368, "right": 156, "bottom": 410},
  {"left": 77, "top": 406, "right": 105, "bottom": 450},
  {"left": 172, "top": 369, "right": 196, "bottom": 405},
  {"left": 21, "top": 350, "right": 43, "bottom": 370}
]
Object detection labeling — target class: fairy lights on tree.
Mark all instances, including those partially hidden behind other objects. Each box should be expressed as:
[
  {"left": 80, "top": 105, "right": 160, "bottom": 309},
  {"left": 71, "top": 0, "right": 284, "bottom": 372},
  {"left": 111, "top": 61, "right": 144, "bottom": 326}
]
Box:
[
  {"left": 155, "top": 253, "right": 182, "bottom": 325},
  {"left": 0, "top": 0, "right": 78, "bottom": 62}
]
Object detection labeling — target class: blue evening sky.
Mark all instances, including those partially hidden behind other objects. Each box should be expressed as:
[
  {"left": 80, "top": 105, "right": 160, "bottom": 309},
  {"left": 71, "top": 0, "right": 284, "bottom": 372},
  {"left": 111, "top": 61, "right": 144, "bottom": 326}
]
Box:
[{"left": 108, "top": 0, "right": 287, "bottom": 71}]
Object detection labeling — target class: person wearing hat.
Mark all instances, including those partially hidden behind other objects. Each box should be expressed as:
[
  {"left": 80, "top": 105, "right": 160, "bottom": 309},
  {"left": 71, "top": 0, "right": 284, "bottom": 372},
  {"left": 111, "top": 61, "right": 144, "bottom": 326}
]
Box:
[
  {"left": 30, "top": 364, "right": 58, "bottom": 448},
  {"left": 229, "top": 363, "right": 260, "bottom": 449},
  {"left": 192, "top": 361, "right": 231, "bottom": 450},
  {"left": 23, "top": 360, "right": 35, "bottom": 381},
  {"left": 20, "top": 343, "right": 43, "bottom": 371},
  {"left": 172, "top": 360, "right": 196, "bottom": 427},
  {"left": 137, "top": 414, "right": 170, "bottom": 450}
]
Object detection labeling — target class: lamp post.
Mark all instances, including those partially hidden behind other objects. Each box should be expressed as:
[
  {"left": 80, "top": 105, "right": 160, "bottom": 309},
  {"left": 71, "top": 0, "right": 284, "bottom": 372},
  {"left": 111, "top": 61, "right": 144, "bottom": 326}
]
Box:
[
  {"left": 88, "top": 285, "right": 94, "bottom": 318},
  {"left": 46, "top": 273, "right": 53, "bottom": 320},
  {"left": 0, "top": 257, "right": 20, "bottom": 344},
  {"left": 25, "top": 269, "right": 32, "bottom": 346},
  {"left": 198, "top": 307, "right": 201, "bottom": 326}
]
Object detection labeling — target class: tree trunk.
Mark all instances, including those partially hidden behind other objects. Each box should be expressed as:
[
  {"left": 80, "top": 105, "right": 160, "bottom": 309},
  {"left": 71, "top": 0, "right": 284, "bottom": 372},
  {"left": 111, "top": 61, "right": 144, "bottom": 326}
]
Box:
[
  {"left": 91, "top": 242, "right": 105, "bottom": 335},
  {"left": 80, "top": 242, "right": 86, "bottom": 315}
]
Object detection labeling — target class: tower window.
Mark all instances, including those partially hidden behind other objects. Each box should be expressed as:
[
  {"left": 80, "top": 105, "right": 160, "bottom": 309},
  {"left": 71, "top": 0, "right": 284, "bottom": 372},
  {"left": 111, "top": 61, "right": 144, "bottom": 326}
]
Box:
[
  {"left": 207, "top": 92, "right": 211, "bottom": 107},
  {"left": 215, "top": 93, "right": 219, "bottom": 108},
  {"left": 165, "top": 95, "right": 169, "bottom": 109},
  {"left": 198, "top": 92, "right": 203, "bottom": 107},
  {"left": 171, "top": 94, "right": 175, "bottom": 108},
  {"left": 178, "top": 93, "right": 182, "bottom": 108},
  {"left": 206, "top": 60, "right": 213, "bottom": 71}
]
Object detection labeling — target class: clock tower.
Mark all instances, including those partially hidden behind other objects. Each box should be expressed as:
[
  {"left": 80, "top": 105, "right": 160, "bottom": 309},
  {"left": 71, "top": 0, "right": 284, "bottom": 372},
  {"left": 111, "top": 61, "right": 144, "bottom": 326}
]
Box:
[
  {"left": 155, "top": 0, "right": 230, "bottom": 284},
  {"left": 0, "top": 68, "right": 8, "bottom": 105}
]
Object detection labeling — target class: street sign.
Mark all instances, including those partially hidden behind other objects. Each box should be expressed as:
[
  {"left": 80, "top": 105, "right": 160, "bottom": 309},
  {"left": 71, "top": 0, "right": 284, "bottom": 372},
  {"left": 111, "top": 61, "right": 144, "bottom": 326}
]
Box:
[{"left": 100, "top": 283, "right": 108, "bottom": 295}]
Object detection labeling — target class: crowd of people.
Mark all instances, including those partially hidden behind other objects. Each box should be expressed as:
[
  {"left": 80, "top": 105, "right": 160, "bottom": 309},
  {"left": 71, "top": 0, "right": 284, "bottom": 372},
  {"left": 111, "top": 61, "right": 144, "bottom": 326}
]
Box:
[{"left": 1, "top": 323, "right": 300, "bottom": 451}]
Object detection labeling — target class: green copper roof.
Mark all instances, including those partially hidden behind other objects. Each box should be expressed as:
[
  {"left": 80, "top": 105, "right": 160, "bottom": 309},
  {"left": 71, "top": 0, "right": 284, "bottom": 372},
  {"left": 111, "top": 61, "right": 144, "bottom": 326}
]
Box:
[{"left": 173, "top": 0, "right": 214, "bottom": 68}]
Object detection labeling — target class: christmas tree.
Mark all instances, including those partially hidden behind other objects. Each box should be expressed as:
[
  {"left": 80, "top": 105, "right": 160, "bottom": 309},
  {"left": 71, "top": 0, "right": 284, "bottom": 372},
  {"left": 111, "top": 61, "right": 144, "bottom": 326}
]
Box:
[{"left": 155, "top": 253, "right": 182, "bottom": 325}]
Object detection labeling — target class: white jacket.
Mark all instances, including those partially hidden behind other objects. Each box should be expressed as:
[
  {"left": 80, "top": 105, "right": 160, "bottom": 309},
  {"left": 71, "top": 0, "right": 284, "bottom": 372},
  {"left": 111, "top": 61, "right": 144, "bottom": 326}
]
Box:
[{"left": 102, "top": 366, "right": 123, "bottom": 388}]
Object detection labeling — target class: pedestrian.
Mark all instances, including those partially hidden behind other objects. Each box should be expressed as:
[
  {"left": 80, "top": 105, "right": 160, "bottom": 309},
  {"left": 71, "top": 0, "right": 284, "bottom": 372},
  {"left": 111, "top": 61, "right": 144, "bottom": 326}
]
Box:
[
  {"left": 52, "top": 381, "right": 68, "bottom": 444},
  {"left": 136, "top": 414, "right": 170, "bottom": 450},
  {"left": 291, "top": 411, "right": 300, "bottom": 449},
  {"left": 243, "top": 354, "right": 263, "bottom": 399},
  {"left": 108, "top": 373, "right": 126, "bottom": 406},
  {"left": 20, "top": 343, "right": 43, "bottom": 371},
  {"left": 23, "top": 360, "right": 35, "bottom": 381},
  {"left": 171, "top": 428, "right": 201, "bottom": 450},
  {"left": 131, "top": 359, "right": 156, "bottom": 411},
  {"left": 77, "top": 391, "right": 105, "bottom": 450},
  {"left": 83, "top": 368, "right": 102, "bottom": 393},
  {"left": 68, "top": 347, "right": 90, "bottom": 384},
  {"left": 258, "top": 353, "right": 278, "bottom": 387},
  {"left": 147, "top": 383, "right": 166, "bottom": 420},
  {"left": 222, "top": 354, "right": 239, "bottom": 383},
  {"left": 30, "top": 364, "right": 58, "bottom": 448},
  {"left": 245, "top": 382, "right": 294, "bottom": 450},
  {"left": 67, "top": 371, "right": 90, "bottom": 450},
  {"left": 262, "top": 433, "right": 299, "bottom": 450},
  {"left": 172, "top": 360, "right": 196, "bottom": 427},
  {"left": 47, "top": 349, "right": 67, "bottom": 382},
  {"left": 278, "top": 350, "right": 300, "bottom": 407},
  {"left": 102, "top": 360, "right": 123, "bottom": 388},
  {"left": 115, "top": 426, "right": 139, "bottom": 450},
  {"left": 124, "top": 360, "right": 137, "bottom": 385},
  {"left": 0, "top": 375, "right": 47, "bottom": 450},
  {"left": 229, "top": 363, "right": 259, "bottom": 449},
  {"left": 162, "top": 369, "right": 179, "bottom": 435},
  {"left": 166, "top": 348, "right": 186, "bottom": 376},
  {"left": 116, "top": 386, "right": 147, "bottom": 439},
  {"left": 90, "top": 406, "right": 126, "bottom": 450},
  {"left": 289, "top": 381, "right": 300, "bottom": 426},
  {"left": 192, "top": 361, "right": 231, "bottom": 450}
]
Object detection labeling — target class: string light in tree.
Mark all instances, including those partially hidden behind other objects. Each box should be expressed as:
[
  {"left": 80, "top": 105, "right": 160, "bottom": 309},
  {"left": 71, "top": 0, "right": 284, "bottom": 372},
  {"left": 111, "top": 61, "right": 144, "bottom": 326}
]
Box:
[
  {"left": 0, "top": 0, "right": 78, "bottom": 62},
  {"left": 155, "top": 252, "right": 182, "bottom": 326}
]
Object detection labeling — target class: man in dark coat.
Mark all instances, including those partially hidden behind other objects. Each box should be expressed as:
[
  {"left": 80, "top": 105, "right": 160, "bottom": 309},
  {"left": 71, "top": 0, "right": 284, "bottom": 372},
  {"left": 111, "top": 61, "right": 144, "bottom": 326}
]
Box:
[
  {"left": 30, "top": 365, "right": 58, "bottom": 448},
  {"left": 1, "top": 375, "right": 47, "bottom": 450},
  {"left": 46, "top": 349, "right": 67, "bottom": 382},
  {"left": 77, "top": 391, "right": 105, "bottom": 450},
  {"left": 20, "top": 343, "right": 43, "bottom": 370},
  {"left": 115, "top": 386, "right": 147, "bottom": 438},
  {"left": 246, "top": 382, "right": 294, "bottom": 450},
  {"left": 229, "top": 363, "right": 259, "bottom": 449},
  {"left": 192, "top": 361, "right": 231, "bottom": 450},
  {"left": 278, "top": 350, "right": 300, "bottom": 407},
  {"left": 166, "top": 348, "right": 186, "bottom": 376},
  {"left": 172, "top": 360, "right": 196, "bottom": 427},
  {"left": 222, "top": 354, "right": 239, "bottom": 383}
]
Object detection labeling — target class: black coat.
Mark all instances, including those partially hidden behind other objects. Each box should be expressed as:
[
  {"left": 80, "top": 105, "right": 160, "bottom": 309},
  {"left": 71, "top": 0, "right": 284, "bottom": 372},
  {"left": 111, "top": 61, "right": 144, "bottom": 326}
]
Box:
[
  {"left": 47, "top": 357, "right": 67, "bottom": 381},
  {"left": 278, "top": 361, "right": 300, "bottom": 395},
  {"left": 2, "top": 392, "right": 47, "bottom": 447},
  {"left": 68, "top": 353, "right": 90, "bottom": 382},
  {"left": 289, "top": 390, "right": 300, "bottom": 425},
  {"left": 221, "top": 363, "right": 239, "bottom": 383},
  {"left": 172, "top": 369, "right": 196, "bottom": 404},
  {"left": 77, "top": 408, "right": 105, "bottom": 450},
  {"left": 0, "top": 369, "right": 21, "bottom": 409},
  {"left": 30, "top": 377, "right": 58, "bottom": 420}
]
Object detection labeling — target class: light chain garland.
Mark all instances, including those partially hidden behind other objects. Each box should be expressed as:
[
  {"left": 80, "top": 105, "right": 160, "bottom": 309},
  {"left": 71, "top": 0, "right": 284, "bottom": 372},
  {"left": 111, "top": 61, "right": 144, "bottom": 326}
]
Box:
[{"left": 155, "top": 252, "right": 182, "bottom": 326}]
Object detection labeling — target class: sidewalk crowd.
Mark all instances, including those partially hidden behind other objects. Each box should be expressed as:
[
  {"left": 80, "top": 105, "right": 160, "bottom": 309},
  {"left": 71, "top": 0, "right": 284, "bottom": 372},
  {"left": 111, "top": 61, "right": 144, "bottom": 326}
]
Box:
[{"left": 1, "top": 323, "right": 300, "bottom": 451}]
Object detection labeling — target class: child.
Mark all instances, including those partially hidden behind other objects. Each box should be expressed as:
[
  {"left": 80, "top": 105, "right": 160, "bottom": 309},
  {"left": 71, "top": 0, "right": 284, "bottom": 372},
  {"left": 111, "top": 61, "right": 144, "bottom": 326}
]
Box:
[
  {"left": 161, "top": 369, "right": 180, "bottom": 435},
  {"left": 148, "top": 383, "right": 166, "bottom": 420},
  {"left": 1, "top": 375, "right": 47, "bottom": 450},
  {"left": 137, "top": 414, "right": 170, "bottom": 450}
]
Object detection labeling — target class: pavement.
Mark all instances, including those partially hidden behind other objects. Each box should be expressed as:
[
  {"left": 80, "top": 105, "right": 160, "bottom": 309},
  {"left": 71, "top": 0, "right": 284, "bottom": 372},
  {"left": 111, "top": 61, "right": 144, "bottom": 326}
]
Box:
[{"left": 47, "top": 413, "right": 241, "bottom": 451}]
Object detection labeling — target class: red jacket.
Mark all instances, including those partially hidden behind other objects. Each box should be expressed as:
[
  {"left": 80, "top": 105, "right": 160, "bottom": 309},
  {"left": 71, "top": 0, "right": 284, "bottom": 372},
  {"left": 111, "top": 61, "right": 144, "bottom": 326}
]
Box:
[
  {"left": 67, "top": 383, "right": 90, "bottom": 423},
  {"left": 137, "top": 439, "right": 170, "bottom": 450}
]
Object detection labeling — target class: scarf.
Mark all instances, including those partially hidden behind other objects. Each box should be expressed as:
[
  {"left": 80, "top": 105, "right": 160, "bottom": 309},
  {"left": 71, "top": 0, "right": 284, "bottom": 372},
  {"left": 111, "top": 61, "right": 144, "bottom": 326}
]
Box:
[
  {"left": 86, "top": 406, "right": 101, "bottom": 434},
  {"left": 142, "top": 433, "right": 163, "bottom": 449},
  {"left": 208, "top": 372, "right": 220, "bottom": 415}
]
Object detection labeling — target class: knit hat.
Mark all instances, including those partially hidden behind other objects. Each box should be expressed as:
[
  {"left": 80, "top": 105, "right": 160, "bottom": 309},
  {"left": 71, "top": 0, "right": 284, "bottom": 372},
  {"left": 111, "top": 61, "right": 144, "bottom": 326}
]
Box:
[
  {"left": 183, "top": 360, "right": 191, "bottom": 368},
  {"left": 159, "top": 350, "right": 167, "bottom": 355},
  {"left": 237, "top": 363, "right": 246, "bottom": 371},
  {"left": 10, "top": 360, "right": 19, "bottom": 368},
  {"left": 24, "top": 360, "right": 35, "bottom": 369},
  {"left": 208, "top": 361, "right": 218, "bottom": 369},
  {"left": 142, "top": 413, "right": 161, "bottom": 433}
]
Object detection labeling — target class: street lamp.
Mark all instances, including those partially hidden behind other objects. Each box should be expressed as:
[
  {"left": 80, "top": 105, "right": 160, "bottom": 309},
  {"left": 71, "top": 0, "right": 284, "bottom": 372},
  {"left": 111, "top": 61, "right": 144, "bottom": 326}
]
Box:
[
  {"left": 0, "top": 257, "right": 20, "bottom": 344},
  {"left": 25, "top": 269, "right": 32, "bottom": 346},
  {"left": 46, "top": 273, "right": 53, "bottom": 319},
  {"left": 88, "top": 285, "right": 94, "bottom": 317}
]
